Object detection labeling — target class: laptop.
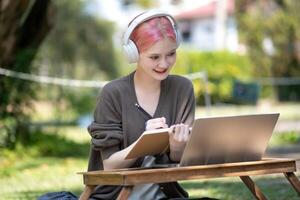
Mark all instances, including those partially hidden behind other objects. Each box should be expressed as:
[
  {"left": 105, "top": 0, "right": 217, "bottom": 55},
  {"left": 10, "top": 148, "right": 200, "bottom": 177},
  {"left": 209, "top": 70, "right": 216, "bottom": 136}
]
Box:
[{"left": 156, "top": 113, "right": 279, "bottom": 167}]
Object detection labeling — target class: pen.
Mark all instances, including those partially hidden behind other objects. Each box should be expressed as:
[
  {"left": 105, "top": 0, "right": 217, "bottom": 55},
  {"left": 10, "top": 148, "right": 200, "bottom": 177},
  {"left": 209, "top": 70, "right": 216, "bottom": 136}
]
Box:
[{"left": 135, "top": 103, "right": 153, "bottom": 119}]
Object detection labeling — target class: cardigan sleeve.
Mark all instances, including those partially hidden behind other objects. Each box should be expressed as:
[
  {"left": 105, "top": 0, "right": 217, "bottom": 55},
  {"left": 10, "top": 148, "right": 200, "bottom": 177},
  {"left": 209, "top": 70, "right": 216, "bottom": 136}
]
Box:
[{"left": 87, "top": 85, "right": 123, "bottom": 164}]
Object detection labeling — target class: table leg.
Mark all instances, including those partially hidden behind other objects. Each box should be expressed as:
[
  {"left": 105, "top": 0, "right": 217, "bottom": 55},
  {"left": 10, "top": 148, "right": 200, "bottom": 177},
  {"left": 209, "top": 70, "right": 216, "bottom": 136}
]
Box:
[
  {"left": 284, "top": 172, "right": 300, "bottom": 196},
  {"left": 116, "top": 186, "right": 134, "bottom": 200},
  {"left": 79, "top": 185, "right": 95, "bottom": 200},
  {"left": 240, "top": 176, "right": 267, "bottom": 200}
]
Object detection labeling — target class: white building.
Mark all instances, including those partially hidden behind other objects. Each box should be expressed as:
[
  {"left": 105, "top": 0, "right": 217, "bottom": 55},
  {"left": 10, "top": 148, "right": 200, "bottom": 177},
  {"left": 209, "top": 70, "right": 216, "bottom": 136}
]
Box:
[{"left": 175, "top": 0, "right": 239, "bottom": 51}]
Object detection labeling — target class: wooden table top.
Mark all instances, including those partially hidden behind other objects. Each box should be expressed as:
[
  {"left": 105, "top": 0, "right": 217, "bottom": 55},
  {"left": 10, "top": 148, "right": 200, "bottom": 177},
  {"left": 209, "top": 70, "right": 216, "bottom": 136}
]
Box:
[{"left": 79, "top": 158, "right": 297, "bottom": 186}]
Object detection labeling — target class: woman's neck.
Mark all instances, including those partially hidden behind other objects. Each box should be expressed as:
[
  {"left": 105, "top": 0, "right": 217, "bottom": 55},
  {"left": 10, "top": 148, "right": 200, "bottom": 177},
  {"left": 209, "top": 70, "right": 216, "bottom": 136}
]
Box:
[{"left": 134, "top": 68, "right": 161, "bottom": 92}]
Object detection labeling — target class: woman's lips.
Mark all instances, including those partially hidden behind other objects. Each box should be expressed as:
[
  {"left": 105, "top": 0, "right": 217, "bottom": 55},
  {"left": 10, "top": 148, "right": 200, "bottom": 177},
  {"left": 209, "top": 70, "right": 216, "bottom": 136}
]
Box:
[{"left": 153, "top": 69, "right": 167, "bottom": 74}]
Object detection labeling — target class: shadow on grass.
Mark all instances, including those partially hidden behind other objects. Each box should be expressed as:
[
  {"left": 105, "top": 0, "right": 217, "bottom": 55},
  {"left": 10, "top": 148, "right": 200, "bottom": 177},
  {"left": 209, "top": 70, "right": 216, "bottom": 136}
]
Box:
[
  {"left": 266, "top": 144, "right": 300, "bottom": 154},
  {"left": 3, "top": 186, "right": 84, "bottom": 200},
  {"left": 180, "top": 176, "right": 299, "bottom": 200}
]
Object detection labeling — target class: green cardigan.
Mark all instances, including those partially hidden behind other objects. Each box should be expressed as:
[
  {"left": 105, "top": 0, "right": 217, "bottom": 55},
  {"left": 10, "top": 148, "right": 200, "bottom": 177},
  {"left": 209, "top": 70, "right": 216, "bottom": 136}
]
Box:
[{"left": 87, "top": 71, "right": 195, "bottom": 199}]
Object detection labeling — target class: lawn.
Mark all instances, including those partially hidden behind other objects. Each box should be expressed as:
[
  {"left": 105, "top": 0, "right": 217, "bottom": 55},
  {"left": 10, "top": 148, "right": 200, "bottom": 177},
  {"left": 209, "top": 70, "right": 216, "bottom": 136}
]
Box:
[
  {"left": 0, "top": 127, "right": 90, "bottom": 200},
  {"left": 1, "top": 103, "right": 300, "bottom": 199}
]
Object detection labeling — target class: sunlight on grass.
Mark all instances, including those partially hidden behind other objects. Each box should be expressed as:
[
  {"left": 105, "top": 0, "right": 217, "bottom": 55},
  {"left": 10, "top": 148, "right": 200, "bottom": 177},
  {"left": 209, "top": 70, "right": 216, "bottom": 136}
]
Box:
[
  {"left": 0, "top": 127, "right": 90, "bottom": 199},
  {"left": 39, "top": 126, "right": 90, "bottom": 143},
  {"left": 0, "top": 157, "right": 87, "bottom": 199},
  {"left": 58, "top": 127, "right": 90, "bottom": 143}
]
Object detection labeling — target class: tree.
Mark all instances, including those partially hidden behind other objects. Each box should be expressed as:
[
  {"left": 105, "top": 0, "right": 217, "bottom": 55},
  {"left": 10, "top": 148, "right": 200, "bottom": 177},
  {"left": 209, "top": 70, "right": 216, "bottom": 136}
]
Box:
[
  {"left": 236, "top": 0, "right": 300, "bottom": 101},
  {"left": 0, "top": 0, "right": 54, "bottom": 147},
  {"left": 33, "top": 0, "right": 118, "bottom": 119},
  {"left": 35, "top": 0, "right": 118, "bottom": 80},
  {"left": 0, "top": 0, "right": 119, "bottom": 148}
]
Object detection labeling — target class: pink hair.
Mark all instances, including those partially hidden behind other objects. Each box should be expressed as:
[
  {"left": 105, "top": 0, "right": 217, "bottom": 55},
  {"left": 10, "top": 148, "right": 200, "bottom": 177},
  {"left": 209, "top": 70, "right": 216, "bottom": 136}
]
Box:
[{"left": 130, "top": 16, "right": 177, "bottom": 53}]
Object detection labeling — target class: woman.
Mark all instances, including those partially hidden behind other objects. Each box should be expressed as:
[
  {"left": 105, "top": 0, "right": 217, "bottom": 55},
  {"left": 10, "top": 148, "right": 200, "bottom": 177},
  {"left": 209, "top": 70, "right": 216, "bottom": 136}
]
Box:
[{"left": 85, "top": 10, "right": 195, "bottom": 200}]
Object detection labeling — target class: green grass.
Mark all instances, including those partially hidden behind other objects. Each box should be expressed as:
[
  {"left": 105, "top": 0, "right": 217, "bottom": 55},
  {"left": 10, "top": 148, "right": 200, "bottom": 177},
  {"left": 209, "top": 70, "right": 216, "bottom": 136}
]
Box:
[
  {"left": 1, "top": 113, "right": 300, "bottom": 199},
  {"left": 0, "top": 127, "right": 90, "bottom": 200},
  {"left": 180, "top": 175, "right": 300, "bottom": 200},
  {"left": 0, "top": 157, "right": 85, "bottom": 199}
]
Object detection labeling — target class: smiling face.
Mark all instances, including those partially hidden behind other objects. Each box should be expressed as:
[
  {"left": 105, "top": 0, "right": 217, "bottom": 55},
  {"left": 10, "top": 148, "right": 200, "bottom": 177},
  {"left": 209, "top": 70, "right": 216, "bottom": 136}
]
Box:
[{"left": 137, "top": 37, "right": 177, "bottom": 81}]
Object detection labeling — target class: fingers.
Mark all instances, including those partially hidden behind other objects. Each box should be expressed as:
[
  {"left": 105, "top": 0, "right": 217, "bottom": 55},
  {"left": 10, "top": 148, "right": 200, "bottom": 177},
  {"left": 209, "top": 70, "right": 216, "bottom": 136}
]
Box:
[
  {"left": 170, "top": 123, "right": 189, "bottom": 142},
  {"left": 145, "top": 117, "right": 168, "bottom": 130},
  {"left": 175, "top": 125, "right": 182, "bottom": 141},
  {"left": 168, "top": 125, "right": 175, "bottom": 134},
  {"left": 169, "top": 124, "right": 190, "bottom": 158},
  {"left": 183, "top": 125, "right": 189, "bottom": 141}
]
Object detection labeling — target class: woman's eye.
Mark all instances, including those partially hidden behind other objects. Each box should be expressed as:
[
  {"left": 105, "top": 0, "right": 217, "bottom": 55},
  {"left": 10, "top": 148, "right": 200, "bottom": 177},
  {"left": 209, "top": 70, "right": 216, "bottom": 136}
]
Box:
[
  {"left": 150, "top": 55, "right": 159, "bottom": 60},
  {"left": 168, "top": 52, "right": 176, "bottom": 56}
]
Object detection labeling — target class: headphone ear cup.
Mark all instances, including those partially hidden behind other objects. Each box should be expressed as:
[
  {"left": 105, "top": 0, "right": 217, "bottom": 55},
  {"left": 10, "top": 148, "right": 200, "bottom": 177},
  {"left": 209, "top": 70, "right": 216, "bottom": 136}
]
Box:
[{"left": 123, "top": 40, "right": 139, "bottom": 63}]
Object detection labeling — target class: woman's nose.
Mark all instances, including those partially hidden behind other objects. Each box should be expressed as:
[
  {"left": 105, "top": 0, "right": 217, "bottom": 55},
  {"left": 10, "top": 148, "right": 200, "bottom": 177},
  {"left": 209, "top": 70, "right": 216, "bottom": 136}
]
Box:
[{"left": 159, "top": 58, "right": 170, "bottom": 69}]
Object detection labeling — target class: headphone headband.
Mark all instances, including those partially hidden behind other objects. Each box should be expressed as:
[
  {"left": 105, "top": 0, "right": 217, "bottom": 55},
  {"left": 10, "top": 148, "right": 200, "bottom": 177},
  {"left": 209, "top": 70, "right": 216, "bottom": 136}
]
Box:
[
  {"left": 123, "top": 10, "right": 178, "bottom": 45},
  {"left": 122, "top": 9, "right": 181, "bottom": 63}
]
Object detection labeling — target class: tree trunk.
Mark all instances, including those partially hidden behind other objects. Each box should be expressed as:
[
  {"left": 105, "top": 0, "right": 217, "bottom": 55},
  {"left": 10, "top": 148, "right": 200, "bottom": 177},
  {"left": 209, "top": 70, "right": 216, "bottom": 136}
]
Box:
[
  {"left": 0, "top": 0, "right": 54, "bottom": 147},
  {"left": 0, "top": 0, "right": 54, "bottom": 66}
]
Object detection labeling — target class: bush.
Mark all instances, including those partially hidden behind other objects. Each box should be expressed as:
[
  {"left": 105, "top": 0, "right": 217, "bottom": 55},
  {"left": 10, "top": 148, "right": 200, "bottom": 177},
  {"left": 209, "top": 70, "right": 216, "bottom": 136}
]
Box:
[
  {"left": 0, "top": 129, "right": 89, "bottom": 159},
  {"left": 271, "top": 131, "right": 300, "bottom": 146},
  {"left": 173, "top": 50, "right": 253, "bottom": 105}
]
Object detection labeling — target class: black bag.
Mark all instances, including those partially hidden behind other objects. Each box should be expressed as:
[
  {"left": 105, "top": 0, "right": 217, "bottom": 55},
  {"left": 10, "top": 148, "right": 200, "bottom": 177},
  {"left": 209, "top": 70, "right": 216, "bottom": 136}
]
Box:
[{"left": 37, "top": 191, "right": 78, "bottom": 200}]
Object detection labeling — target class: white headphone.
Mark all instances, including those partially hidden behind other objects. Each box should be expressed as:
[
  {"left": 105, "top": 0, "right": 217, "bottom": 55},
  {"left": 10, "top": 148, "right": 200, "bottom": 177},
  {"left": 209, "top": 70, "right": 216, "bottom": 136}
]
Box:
[{"left": 122, "top": 9, "right": 181, "bottom": 64}]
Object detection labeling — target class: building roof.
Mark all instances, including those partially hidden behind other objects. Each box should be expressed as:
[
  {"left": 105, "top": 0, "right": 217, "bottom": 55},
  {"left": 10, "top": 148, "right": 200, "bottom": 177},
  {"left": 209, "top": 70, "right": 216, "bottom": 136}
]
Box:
[{"left": 175, "top": 0, "right": 234, "bottom": 20}]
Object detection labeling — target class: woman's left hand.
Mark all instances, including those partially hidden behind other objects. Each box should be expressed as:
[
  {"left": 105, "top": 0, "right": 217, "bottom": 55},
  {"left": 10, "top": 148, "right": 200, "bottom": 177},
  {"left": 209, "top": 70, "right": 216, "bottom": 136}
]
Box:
[{"left": 168, "top": 123, "right": 190, "bottom": 161}]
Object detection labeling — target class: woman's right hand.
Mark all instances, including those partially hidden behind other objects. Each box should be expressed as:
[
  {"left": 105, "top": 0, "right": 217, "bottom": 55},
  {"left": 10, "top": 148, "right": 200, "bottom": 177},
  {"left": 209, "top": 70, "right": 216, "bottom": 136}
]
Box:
[
  {"left": 145, "top": 117, "right": 168, "bottom": 131},
  {"left": 103, "top": 117, "right": 168, "bottom": 170}
]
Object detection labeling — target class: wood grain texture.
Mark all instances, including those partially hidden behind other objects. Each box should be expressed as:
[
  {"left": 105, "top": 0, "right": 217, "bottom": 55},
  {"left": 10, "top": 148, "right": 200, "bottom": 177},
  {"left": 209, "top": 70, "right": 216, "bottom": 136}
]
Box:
[
  {"left": 78, "top": 158, "right": 300, "bottom": 200},
  {"left": 284, "top": 172, "right": 300, "bottom": 196},
  {"left": 80, "top": 158, "right": 297, "bottom": 186},
  {"left": 240, "top": 176, "right": 267, "bottom": 200}
]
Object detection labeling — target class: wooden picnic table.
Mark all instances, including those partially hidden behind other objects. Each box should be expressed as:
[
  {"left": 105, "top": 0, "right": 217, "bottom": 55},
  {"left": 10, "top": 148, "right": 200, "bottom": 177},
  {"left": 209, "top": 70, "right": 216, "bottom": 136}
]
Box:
[{"left": 79, "top": 158, "right": 300, "bottom": 200}]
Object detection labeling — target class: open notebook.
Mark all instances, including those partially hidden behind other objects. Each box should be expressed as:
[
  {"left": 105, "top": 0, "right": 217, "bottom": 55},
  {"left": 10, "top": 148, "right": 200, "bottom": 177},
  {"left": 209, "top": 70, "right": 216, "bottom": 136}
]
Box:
[{"left": 125, "top": 128, "right": 170, "bottom": 159}]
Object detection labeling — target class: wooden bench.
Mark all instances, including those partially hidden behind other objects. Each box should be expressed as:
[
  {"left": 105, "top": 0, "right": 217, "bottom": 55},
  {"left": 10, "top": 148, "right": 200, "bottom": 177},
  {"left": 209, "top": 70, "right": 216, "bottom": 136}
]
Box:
[{"left": 79, "top": 158, "right": 300, "bottom": 200}]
